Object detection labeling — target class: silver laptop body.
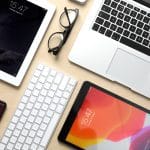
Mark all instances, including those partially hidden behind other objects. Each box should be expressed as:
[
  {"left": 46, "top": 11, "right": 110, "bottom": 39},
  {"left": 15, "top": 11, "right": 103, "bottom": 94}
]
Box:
[{"left": 69, "top": 0, "right": 150, "bottom": 98}]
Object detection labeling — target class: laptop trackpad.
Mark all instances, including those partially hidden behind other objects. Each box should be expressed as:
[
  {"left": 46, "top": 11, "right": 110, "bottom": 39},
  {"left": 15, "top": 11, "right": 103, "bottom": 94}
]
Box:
[{"left": 106, "top": 48, "right": 150, "bottom": 96}]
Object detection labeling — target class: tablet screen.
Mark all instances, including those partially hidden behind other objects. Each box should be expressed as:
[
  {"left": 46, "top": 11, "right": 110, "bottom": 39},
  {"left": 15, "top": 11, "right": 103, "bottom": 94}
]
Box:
[
  {"left": 0, "top": 0, "right": 47, "bottom": 76},
  {"left": 59, "top": 82, "right": 150, "bottom": 150}
]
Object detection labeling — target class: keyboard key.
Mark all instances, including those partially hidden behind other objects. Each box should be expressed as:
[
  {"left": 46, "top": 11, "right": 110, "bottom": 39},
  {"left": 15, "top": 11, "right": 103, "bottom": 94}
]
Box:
[
  {"left": 123, "top": 22, "right": 129, "bottom": 29},
  {"left": 99, "top": 26, "right": 106, "bottom": 34},
  {"left": 129, "top": 25, "right": 136, "bottom": 32},
  {"left": 129, "top": 33, "right": 136, "bottom": 40},
  {"left": 117, "top": 12, "right": 124, "bottom": 19},
  {"left": 134, "top": 7, "right": 140, "bottom": 12},
  {"left": 142, "top": 31, "right": 149, "bottom": 38},
  {"left": 136, "top": 36, "right": 143, "bottom": 43},
  {"left": 136, "top": 28, "right": 142, "bottom": 35},
  {"left": 124, "top": 15, "right": 131, "bottom": 22},
  {"left": 120, "top": 0, "right": 126, "bottom": 6},
  {"left": 141, "top": 10, "right": 146, "bottom": 15},
  {"left": 120, "top": 36, "right": 150, "bottom": 55},
  {"left": 114, "top": 0, "right": 120, "bottom": 2},
  {"left": 104, "top": 0, "right": 111, "bottom": 5},
  {"left": 110, "top": 17, "right": 116, "bottom": 24},
  {"left": 92, "top": 23, "right": 99, "bottom": 31},
  {"left": 111, "top": 1, "right": 117, "bottom": 8},
  {"left": 99, "top": 11, "right": 110, "bottom": 20},
  {"left": 105, "top": 29, "right": 113, "bottom": 37},
  {"left": 102, "top": 5, "right": 112, "bottom": 13},
  {"left": 124, "top": 7, "right": 130, "bottom": 14},
  {"left": 116, "top": 27, "right": 123, "bottom": 34},
  {"left": 137, "top": 21, "right": 144, "bottom": 28},
  {"left": 130, "top": 18, "right": 137, "bottom": 25},
  {"left": 143, "top": 39, "right": 149, "bottom": 46},
  {"left": 116, "top": 19, "right": 123, "bottom": 26},
  {"left": 111, "top": 9, "right": 118, "bottom": 16},
  {"left": 117, "top": 4, "right": 124, "bottom": 11},
  {"left": 136, "top": 13, "right": 143, "bottom": 20},
  {"left": 130, "top": 10, "right": 137, "bottom": 17},
  {"left": 127, "top": 3, "right": 133, "bottom": 9},
  {"left": 143, "top": 16, "right": 150, "bottom": 24},
  {"left": 104, "top": 21, "right": 111, "bottom": 28},
  {"left": 111, "top": 24, "right": 117, "bottom": 31},
  {"left": 112, "top": 32, "right": 120, "bottom": 41},
  {"left": 143, "top": 24, "right": 150, "bottom": 31},
  {"left": 95, "top": 17, "right": 104, "bottom": 25}
]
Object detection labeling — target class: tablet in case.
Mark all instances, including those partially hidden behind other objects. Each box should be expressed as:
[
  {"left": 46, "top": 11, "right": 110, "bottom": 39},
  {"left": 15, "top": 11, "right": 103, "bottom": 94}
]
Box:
[
  {"left": 58, "top": 81, "right": 150, "bottom": 150},
  {"left": 0, "top": 0, "right": 55, "bottom": 86}
]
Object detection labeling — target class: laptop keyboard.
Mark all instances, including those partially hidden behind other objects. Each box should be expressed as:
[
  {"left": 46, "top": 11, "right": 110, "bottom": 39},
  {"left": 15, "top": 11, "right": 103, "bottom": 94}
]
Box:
[
  {"left": 0, "top": 64, "right": 77, "bottom": 150},
  {"left": 92, "top": 0, "right": 150, "bottom": 56}
]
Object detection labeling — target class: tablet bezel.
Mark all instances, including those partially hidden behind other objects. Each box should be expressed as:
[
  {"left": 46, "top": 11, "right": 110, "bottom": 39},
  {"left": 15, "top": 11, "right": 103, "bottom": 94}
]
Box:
[
  {"left": 58, "top": 81, "right": 150, "bottom": 150},
  {"left": 0, "top": 0, "right": 55, "bottom": 86}
]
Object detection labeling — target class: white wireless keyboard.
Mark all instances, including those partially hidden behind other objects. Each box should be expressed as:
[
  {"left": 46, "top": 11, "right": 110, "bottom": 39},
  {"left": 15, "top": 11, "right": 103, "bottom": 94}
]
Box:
[{"left": 0, "top": 64, "right": 77, "bottom": 150}]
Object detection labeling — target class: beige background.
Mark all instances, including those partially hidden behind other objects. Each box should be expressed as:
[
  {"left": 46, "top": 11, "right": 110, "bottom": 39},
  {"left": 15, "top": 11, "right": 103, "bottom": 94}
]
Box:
[{"left": 0, "top": 0, "right": 150, "bottom": 149}]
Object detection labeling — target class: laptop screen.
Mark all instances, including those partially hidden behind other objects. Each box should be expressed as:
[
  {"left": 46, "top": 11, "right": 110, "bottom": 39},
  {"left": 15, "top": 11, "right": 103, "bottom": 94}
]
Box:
[
  {"left": 134, "top": 0, "right": 150, "bottom": 8},
  {"left": 0, "top": 0, "right": 47, "bottom": 76}
]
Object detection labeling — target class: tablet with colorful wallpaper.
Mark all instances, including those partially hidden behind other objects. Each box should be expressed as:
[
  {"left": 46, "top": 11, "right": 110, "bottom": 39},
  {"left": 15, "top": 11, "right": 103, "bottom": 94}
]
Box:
[{"left": 58, "top": 81, "right": 150, "bottom": 150}]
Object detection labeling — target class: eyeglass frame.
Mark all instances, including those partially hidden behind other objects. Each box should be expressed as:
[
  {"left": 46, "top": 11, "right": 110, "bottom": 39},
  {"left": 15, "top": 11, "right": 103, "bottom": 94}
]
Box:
[{"left": 48, "top": 7, "right": 79, "bottom": 55}]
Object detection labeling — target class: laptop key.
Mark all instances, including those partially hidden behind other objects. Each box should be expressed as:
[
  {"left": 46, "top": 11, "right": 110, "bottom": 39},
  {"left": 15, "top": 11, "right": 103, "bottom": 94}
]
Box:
[
  {"left": 143, "top": 16, "right": 150, "bottom": 24},
  {"left": 129, "top": 33, "right": 136, "bottom": 40},
  {"left": 130, "top": 18, "right": 137, "bottom": 25},
  {"left": 129, "top": 25, "right": 136, "bottom": 32},
  {"left": 117, "top": 12, "right": 124, "bottom": 19},
  {"left": 136, "top": 28, "right": 142, "bottom": 35},
  {"left": 98, "top": 11, "right": 110, "bottom": 20},
  {"left": 104, "top": 21, "right": 111, "bottom": 28},
  {"left": 120, "top": 0, "right": 127, "bottom": 6},
  {"left": 137, "top": 21, "right": 144, "bottom": 28},
  {"left": 110, "top": 16, "right": 117, "bottom": 23},
  {"left": 130, "top": 10, "right": 137, "bottom": 17},
  {"left": 124, "top": 15, "right": 131, "bottom": 22},
  {"left": 143, "top": 39, "right": 149, "bottom": 46},
  {"left": 92, "top": 23, "right": 99, "bottom": 31},
  {"left": 120, "top": 36, "right": 150, "bottom": 56},
  {"left": 136, "top": 36, "right": 143, "bottom": 43},
  {"left": 116, "top": 19, "right": 123, "bottom": 26},
  {"left": 105, "top": 29, "right": 113, "bottom": 37},
  {"left": 112, "top": 32, "right": 120, "bottom": 41},
  {"left": 96, "top": 17, "right": 104, "bottom": 25},
  {"left": 124, "top": 7, "right": 130, "bottom": 15},
  {"left": 134, "top": 7, "right": 140, "bottom": 12},
  {"left": 99, "top": 26, "right": 106, "bottom": 34},
  {"left": 116, "top": 27, "right": 123, "bottom": 34},
  {"left": 104, "top": 0, "right": 111, "bottom": 6},
  {"left": 110, "top": 24, "right": 117, "bottom": 31},
  {"left": 142, "top": 31, "right": 149, "bottom": 38},
  {"left": 143, "top": 24, "right": 150, "bottom": 31},
  {"left": 111, "top": 9, "right": 118, "bottom": 16},
  {"left": 111, "top": 1, "right": 118, "bottom": 8},
  {"left": 123, "top": 22, "right": 129, "bottom": 29},
  {"left": 123, "top": 30, "right": 130, "bottom": 37},
  {"left": 102, "top": 5, "right": 112, "bottom": 13},
  {"left": 127, "top": 4, "right": 133, "bottom": 9},
  {"left": 136, "top": 13, "right": 143, "bottom": 20},
  {"left": 117, "top": 4, "right": 124, "bottom": 11}
]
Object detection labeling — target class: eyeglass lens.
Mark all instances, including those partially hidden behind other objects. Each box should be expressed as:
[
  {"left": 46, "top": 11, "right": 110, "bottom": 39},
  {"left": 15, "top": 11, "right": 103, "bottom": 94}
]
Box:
[{"left": 60, "top": 9, "right": 77, "bottom": 27}]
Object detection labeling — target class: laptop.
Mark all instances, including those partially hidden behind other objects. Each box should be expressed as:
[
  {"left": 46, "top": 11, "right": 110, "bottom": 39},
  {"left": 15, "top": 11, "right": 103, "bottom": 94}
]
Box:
[
  {"left": 69, "top": 0, "right": 150, "bottom": 98},
  {"left": 0, "top": 0, "right": 55, "bottom": 86}
]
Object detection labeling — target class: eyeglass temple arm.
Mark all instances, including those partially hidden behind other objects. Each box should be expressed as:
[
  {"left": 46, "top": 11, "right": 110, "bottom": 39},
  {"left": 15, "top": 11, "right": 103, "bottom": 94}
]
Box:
[{"left": 64, "top": 7, "right": 71, "bottom": 26}]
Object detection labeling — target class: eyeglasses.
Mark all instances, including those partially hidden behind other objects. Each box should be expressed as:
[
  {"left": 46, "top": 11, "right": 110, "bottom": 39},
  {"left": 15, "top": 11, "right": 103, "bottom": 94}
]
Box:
[{"left": 48, "top": 7, "right": 79, "bottom": 55}]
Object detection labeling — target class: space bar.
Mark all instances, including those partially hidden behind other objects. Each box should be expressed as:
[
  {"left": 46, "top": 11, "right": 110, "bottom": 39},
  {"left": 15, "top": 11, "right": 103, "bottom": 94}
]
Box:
[{"left": 120, "top": 36, "right": 150, "bottom": 56}]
